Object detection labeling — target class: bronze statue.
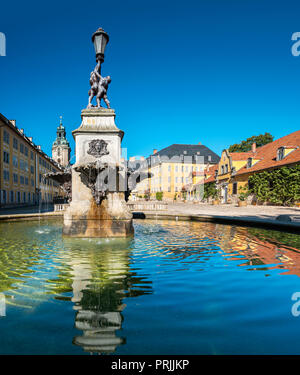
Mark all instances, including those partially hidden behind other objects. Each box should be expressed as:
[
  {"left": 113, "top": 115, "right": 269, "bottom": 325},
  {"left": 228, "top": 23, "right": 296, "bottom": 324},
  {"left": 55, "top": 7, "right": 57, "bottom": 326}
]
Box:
[{"left": 87, "top": 61, "right": 111, "bottom": 109}]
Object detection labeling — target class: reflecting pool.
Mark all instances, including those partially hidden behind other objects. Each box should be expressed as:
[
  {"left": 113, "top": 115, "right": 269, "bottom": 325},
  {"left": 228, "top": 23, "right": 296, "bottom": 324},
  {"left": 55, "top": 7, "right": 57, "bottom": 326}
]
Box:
[{"left": 0, "top": 219, "right": 300, "bottom": 354}]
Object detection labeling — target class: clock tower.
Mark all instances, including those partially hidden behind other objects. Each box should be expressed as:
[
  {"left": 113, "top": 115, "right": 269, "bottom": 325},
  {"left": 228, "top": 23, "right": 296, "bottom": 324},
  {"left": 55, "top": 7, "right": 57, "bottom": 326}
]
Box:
[{"left": 52, "top": 116, "right": 71, "bottom": 167}]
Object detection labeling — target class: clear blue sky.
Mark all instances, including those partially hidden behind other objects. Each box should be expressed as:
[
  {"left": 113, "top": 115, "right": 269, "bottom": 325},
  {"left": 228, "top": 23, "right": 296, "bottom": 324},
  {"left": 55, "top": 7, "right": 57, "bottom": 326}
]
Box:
[{"left": 1, "top": 0, "right": 300, "bottom": 160}]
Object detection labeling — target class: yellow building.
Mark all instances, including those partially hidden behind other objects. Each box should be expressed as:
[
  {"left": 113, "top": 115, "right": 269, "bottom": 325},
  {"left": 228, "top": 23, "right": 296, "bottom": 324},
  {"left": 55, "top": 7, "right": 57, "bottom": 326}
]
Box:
[
  {"left": 130, "top": 144, "right": 220, "bottom": 201},
  {"left": 208, "top": 130, "right": 300, "bottom": 204},
  {"left": 0, "top": 113, "right": 63, "bottom": 207}
]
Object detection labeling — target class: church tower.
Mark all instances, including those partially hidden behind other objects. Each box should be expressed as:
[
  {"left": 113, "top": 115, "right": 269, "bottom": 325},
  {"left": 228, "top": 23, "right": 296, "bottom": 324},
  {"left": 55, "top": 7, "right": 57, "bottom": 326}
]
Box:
[{"left": 52, "top": 116, "right": 71, "bottom": 167}]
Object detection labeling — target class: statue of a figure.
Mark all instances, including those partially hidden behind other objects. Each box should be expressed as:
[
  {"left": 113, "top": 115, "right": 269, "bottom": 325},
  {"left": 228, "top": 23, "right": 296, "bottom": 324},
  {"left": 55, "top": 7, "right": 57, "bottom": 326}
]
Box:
[{"left": 87, "top": 61, "right": 111, "bottom": 109}]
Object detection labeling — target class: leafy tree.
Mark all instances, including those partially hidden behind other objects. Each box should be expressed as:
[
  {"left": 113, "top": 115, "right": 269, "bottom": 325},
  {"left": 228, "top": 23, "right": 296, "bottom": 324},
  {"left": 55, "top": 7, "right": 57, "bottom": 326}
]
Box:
[
  {"left": 228, "top": 133, "right": 273, "bottom": 153},
  {"left": 203, "top": 182, "right": 218, "bottom": 200}
]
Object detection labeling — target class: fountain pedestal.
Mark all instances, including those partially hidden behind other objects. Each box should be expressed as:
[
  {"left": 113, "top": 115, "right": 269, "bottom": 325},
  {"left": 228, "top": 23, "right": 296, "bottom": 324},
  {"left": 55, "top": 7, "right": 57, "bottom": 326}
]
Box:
[{"left": 63, "top": 108, "right": 133, "bottom": 238}]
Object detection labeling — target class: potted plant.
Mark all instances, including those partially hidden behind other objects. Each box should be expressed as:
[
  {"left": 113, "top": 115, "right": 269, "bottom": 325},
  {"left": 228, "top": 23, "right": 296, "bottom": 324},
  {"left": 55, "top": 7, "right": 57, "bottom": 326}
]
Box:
[{"left": 238, "top": 186, "right": 249, "bottom": 207}]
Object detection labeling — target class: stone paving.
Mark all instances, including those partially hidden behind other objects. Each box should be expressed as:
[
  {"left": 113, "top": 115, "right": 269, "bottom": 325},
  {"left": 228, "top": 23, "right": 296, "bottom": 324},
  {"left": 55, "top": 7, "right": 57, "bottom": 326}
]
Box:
[{"left": 165, "top": 202, "right": 300, "bottom": 222}]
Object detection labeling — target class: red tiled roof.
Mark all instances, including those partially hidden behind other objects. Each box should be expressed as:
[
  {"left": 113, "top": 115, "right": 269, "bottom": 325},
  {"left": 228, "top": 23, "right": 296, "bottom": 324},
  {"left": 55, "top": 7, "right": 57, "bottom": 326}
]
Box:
[
  {"left": 203, "top": 164, "right": 218, "bottom": 184},
  {"left": 229, "top": 151, "right": 253, "bottom": 161},
  {"left": 236, "top": 130, "right": 300, "bottom": 175}
]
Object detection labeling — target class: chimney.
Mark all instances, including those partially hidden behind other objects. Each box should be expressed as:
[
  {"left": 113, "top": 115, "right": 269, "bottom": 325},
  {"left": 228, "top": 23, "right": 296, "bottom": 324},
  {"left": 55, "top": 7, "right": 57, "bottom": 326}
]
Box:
[
  {"left": 140, "top": 156, "right": 145, "bottom": 161},
  {"left": 129, "top": 156, "right": 136, "bottom": 161},
  {"left": 28, "top": 137, "right": 33, "bottom": 142},
  {"left": 198, "top": 142, "right": 202, "bottom": 145},
  {"left": 10, "top": 120, "right": 16, "bottom": 127},
  {"left": 252, "top": 143, "right": 256, "bottom": 153},
  {"left": 153, "top": 149, "right": 157, "bottom": 154},
  {"left": 20, "top": 128, "right": 24, "bottom": 134},
  {"left": 37, "top": 145, "right": 41, "bottom": 150}
]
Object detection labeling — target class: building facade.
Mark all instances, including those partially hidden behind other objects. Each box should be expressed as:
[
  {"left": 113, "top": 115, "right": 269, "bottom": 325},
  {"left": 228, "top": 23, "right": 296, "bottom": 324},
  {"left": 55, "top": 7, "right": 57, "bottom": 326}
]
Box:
[
  {"left": 0, "top": 113, "right": 63, "bottom": 207},
  {"left": 52, "top": 117, "right": 71, "bottom": 167},
  {"left": 203, "top": 130, "right": 300, "bottom": 204},
  {"left": 130, "top": 143, "right": 220, "bottom": 201}
]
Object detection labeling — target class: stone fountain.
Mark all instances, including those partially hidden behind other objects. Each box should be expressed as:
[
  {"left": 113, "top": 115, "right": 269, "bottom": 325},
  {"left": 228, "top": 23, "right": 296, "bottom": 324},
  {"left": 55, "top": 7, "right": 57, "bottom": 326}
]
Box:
[{"left": 62, "top": 28, "right": 133, "bottom": 238}]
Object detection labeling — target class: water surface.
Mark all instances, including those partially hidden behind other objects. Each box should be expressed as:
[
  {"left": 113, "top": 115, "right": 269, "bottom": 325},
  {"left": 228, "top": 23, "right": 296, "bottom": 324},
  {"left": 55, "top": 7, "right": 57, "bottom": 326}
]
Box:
[{"left": 0, "top": 219, "right": 300, "bottom": 354}]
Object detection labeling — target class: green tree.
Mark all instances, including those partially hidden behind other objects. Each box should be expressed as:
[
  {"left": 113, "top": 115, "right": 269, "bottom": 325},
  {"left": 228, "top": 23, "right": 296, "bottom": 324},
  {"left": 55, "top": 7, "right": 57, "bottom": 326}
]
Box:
[
  {"left": 203, "top": 182, "right": 218, "bottom": 200},
  {"left": 228, "top": 133, "right": 273, "bottom": 153}
]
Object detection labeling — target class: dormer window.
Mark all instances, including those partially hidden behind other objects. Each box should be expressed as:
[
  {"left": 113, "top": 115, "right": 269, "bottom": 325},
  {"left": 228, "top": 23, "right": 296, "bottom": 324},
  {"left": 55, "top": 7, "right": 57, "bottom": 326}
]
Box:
[
  {"left": 277, "top": 147, "right": 284, "bottom": 161},
  {"left": 247, "top": 158, "right": 252, "bottom": 168}
]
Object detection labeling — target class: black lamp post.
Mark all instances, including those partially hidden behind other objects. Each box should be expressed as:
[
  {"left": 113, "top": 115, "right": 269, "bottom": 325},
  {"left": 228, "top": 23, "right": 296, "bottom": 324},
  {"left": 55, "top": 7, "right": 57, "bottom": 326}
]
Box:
[{"left": 92, "top": 28, "right": 109, "bottom": 64}]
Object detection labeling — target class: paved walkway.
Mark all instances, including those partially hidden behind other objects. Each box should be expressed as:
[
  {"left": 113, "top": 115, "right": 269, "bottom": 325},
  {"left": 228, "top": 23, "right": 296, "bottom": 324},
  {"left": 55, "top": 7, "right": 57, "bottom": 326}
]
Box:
[
  {"left": 165, "top": 202, "right": 300, "bottom": 222},
  {"left": 132, "top": 202, "right": 300, "bottom": 232},
  {"left": 0, "top": 204, "right": 54, "bottom": 216}
]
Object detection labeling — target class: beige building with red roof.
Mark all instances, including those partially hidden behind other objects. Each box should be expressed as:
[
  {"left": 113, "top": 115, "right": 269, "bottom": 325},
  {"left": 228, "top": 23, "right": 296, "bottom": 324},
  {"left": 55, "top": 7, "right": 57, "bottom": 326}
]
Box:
[{"left": 202, "top": 130, "right": 300, "bottom": 203}]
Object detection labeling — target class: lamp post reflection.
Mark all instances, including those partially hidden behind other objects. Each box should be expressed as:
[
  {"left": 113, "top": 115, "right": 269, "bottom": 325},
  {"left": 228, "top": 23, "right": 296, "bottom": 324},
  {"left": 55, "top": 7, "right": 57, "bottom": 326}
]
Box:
[{"left": 60, "top": 237, "right": 152, "bottom": 354}]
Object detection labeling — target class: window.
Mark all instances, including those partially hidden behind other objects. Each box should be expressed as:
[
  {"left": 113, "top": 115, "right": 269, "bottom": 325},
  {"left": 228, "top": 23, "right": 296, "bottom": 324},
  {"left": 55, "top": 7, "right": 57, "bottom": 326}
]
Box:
[
  {"left": 3, "top": 151, "right": 9, "bottom": 164},
  {"left": 168, "top": 165, "right": 171, "bottom": 172},
  {"left": 25, "top": 177, "right": 28, "bottom": 185},
  {"left": 277, "top": 147, "right": 284, "bottom": 161},
  {"left": 232, "top": 182, "right": 238, "bottom": 195},
  {"left": 175, "top": 166, "right": 178, "bottom": 172},
  {"left": 10, "top": 191, "right": 14, "bottom": 203},
  {"left": 13, "top": 155, "right": 18, "bottom": 168},
  {"left": 3, "top": 130, "right": 9, "bottom": 144},
  {"left": 31, "top": 165, "right": 34, "bottom": 174},
  {"left": 3, "top": 170, "right": 9, "bottom": 181},
  {"left": 13, "top": 173, "right": 18, "bottom": 183},
  {"left": 186, "top": 177, "right": 188, "bottom": 183},
  {"left": 175, "top": 177, "right": 178, "bottom": 183},
  {"left": 221, "top": 166, "right": 224, "bottom": 174},
  {"left": 17, "top": 192, "right": 20, "bottom": 203},
  {"left": 13, "top": 138, "right": 18, "bottom": 149},
  {"left": 208, "top": 155, "right": 212, "bottom": 162},
  {"left": 2, "top": 190, "right": 6, "bottom": 204},
  {"left": 28, "top": 193, "right": 31, "bottom": 202},
  {"left": 31, "top": 179, "right": 34, "bottom": 187},
  {"left": 247, "top": 158, "right": 252, "bottom": 168},
  {"left": 24, "top": 147, "right": 28, "bottom": 157},
  {"left": 31, "top": 151, "right": 34, "bottom": 160},
  {"left": 20, "top": 176, "right": 24, "bottom": 185},
  {"left": 20, "top": 143, "right": 24, "bottom": 153},
  {"left": 225, "top": 164, "right": 228, "bottom": 173},
  {"left": 23, "top": 192, "right": 26, "bottom": 203}
]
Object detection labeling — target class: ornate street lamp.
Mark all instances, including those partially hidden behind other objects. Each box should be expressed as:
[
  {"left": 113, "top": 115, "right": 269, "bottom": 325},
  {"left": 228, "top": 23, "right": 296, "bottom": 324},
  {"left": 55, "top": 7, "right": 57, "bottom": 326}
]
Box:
[
  {"left": 92, "top": 27, "right": 109, "bottom": 63},
  {"left": 87, "top": 27, "right": 111, "bottom": 109}
]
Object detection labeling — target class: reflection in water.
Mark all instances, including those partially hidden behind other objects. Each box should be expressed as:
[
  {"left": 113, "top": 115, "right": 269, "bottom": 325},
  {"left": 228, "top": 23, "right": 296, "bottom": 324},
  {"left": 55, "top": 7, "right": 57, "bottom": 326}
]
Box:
[
  {"left": 0, "top": 219, "right": 300, "bottom": 354},
  {"left": 59, "top": 238, "right": 152, "bottom": 354}
]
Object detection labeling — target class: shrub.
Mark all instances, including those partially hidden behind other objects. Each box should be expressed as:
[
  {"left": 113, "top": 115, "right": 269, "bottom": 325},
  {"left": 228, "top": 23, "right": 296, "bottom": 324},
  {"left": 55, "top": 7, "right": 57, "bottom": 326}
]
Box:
[{"left": 156, "top": 191, "right": 163, "bottom": 201}]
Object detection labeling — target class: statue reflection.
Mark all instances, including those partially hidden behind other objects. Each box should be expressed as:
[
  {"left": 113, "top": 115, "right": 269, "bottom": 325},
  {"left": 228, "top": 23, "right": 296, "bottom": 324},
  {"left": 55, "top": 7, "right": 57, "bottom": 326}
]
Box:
[{"left": 61, "top": 237, "right": 152, "bottom": 354}]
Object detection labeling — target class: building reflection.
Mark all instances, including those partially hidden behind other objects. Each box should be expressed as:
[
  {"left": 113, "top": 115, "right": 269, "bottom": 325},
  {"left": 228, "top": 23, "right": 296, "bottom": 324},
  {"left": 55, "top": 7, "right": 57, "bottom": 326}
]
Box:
[{"left": 147, "top": 220, "right": 300, "bottom": 277}]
